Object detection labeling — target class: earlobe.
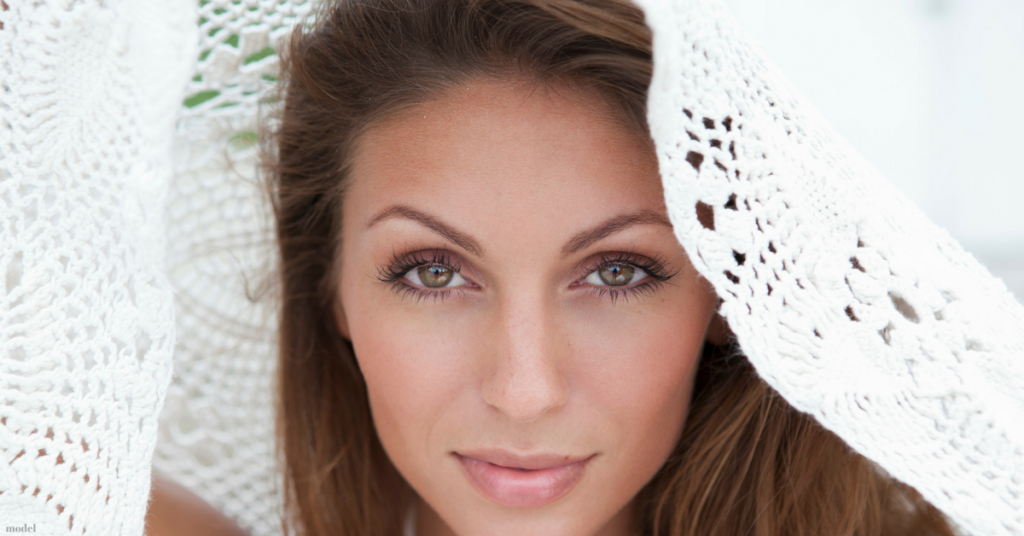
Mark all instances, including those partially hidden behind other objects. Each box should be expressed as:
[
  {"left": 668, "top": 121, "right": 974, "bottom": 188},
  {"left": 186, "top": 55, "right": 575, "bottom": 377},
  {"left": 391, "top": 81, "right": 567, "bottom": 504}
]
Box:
[{"left": 332, "top": 299, "right": 351, "bottom": 340}]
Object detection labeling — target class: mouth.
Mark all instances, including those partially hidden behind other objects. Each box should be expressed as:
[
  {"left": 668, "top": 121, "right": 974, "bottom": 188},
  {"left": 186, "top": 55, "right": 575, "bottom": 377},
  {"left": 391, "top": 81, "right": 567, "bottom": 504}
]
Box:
[{"left": 453, "top": 451, "right": 596, "bottom": 508}]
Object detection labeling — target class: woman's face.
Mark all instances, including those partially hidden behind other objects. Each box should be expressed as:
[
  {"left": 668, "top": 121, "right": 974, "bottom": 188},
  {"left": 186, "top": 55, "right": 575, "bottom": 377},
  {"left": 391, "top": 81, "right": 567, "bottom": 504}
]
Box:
[{"left": 336, "top": 78, "right": 720, "bottom": 536}]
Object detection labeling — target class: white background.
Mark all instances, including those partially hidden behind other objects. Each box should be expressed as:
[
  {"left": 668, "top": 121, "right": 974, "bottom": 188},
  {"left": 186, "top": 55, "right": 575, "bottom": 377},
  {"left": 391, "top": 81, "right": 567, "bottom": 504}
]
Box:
[{"left": 722, "top": 0, "right": 1024, "bottom": 300}]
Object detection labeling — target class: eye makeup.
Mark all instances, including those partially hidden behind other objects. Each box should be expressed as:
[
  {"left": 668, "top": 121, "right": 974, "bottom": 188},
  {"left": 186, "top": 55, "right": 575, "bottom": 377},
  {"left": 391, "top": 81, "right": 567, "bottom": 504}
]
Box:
[
  {"left": 571, "top": 251, "right": 677, "bottom": 303},
  {"left": 376, "top": 248, "right": 473, "bottom": 303},
  {"left": 376, "top": 247, "right": 678, "bottom": 304}
]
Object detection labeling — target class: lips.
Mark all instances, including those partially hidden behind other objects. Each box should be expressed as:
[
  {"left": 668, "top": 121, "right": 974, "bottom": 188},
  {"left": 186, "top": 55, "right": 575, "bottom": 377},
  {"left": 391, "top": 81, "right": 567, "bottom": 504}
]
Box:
[{"left": 454, "top": 450, "right": 595, "bottom": 508}]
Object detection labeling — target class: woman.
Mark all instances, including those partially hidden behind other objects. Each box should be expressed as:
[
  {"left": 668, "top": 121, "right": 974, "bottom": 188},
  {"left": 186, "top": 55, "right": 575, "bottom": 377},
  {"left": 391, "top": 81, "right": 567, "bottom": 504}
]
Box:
[
  {"left": 148, "top": 0, "right": 1015, "bottom": 534},
  {"left": 4, "top": 0, "right": 1021, "bottom": 534},
  {"left": 267, "top": 1, "right": 960, "bottom": 534}
]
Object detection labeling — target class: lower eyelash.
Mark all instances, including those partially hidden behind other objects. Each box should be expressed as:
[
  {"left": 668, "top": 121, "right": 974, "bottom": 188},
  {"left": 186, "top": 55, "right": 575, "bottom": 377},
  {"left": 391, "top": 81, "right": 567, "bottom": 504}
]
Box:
[
  {"left": 386, "top": 280, "right": 466, "bottom": 304},
  {"left": 589, "top": 279, "right": 666, "bottom": 303},
  {"left": 392, "top": 278, "right": 663, "bottom": 305}
]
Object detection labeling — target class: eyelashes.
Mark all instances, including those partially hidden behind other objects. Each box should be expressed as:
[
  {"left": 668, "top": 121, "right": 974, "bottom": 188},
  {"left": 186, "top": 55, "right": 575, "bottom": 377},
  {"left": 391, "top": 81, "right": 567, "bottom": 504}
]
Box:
[
  {"left": 376, "top": 249, "right": 469, "bottom": 303},
  {"left": 580, "top": 251, "right": 677, "bottom": 303},
  {"left": 376, "top": 248, "right": 677, "bottom": 304},
  {"left": 376, "top": 249, "right": 464, "bottom": 284}
]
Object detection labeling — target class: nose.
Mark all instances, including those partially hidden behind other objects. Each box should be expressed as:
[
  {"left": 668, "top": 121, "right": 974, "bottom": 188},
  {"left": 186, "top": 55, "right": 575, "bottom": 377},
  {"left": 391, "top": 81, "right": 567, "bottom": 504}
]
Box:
[{"left": 481, "top": 291, "right": 570, "bottom": 423}]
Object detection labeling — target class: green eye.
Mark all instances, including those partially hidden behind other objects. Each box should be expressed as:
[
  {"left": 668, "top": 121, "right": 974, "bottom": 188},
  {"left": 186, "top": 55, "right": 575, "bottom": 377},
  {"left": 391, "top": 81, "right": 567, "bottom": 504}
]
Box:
[
  {"left": 600, "top": 264, "right": 634, "bottom": 286},
  {"left": 418, "top": 265, "right": 453, "bottom": 287},
  {"left": 405, "top": 264, "right": 467, "bottom": 289},
  {"left": 586, "top": 263, "right": 640, "bottom": 287}
]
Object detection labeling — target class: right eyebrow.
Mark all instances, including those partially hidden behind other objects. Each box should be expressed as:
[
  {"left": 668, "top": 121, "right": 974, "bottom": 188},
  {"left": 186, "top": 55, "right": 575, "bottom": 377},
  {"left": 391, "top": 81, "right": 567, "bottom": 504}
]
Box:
[
  {"left": 367, "top": 204, "right": 484, "bottom": 257},
  {"left": 560, "top": 210, "right": 673, "bottom": 257}
]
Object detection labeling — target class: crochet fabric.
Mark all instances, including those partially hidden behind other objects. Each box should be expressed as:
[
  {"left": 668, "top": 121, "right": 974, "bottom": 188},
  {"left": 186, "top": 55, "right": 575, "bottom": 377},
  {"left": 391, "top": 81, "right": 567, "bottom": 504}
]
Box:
[
  {"left": 1, "top": 0, "right": 1022, "bottom": 535},
  {"left": 635, "top": 2, "right": 1024, "bottom": 535},
  {"left": 1, "top": 0, "right": 195, "bottom": 534},
  {"left": 153, "top": 1, "right": 312, "bottom": 534}
]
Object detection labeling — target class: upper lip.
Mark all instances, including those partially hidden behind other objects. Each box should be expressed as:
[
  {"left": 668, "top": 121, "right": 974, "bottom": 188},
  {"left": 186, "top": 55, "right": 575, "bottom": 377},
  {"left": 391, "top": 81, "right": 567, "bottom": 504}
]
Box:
[{"left": 454, "top": 449, "right": 595, "bottom": 470}]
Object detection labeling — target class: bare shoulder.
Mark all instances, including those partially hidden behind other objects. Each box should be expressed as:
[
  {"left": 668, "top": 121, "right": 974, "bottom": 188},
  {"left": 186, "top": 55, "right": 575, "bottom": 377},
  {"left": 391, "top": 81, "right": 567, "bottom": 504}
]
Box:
[{"left": 145, "top": 475, "right": 249, "bottom": 536}]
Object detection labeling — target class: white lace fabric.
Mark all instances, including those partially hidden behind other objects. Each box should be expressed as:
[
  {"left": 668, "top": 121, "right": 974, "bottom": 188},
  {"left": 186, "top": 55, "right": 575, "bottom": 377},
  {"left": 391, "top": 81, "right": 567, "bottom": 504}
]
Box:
[
  {"left": 636, "top": 2, "right": 1024, "bottom": 533},
  {"left": 1, "top": 0, "right": 1022, "bottom": 535},
  {"left": 1, "top": 0, "right": 195, "bottom": 534},
  {"left": 153, "top": 1, "right": 313, "bottom": 533}
]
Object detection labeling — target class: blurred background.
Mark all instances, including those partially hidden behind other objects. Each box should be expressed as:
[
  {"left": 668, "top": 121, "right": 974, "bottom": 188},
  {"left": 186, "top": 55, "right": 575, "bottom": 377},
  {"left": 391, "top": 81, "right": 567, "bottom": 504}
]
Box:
[{"left": 722, "top": 0, "right": 1024, "bottom": 301}]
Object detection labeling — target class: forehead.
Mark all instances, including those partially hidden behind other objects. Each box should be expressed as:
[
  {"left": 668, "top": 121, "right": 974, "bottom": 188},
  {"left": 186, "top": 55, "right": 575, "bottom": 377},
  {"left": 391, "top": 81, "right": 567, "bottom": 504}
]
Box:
[{"left": 346, "top": 77, "right": 665, "bottom": 241}]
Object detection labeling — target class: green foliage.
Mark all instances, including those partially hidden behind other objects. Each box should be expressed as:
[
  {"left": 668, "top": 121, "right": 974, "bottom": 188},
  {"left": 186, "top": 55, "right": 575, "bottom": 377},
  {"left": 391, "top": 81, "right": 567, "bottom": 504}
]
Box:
[{"left": 184, "top": 90, "right": 220, "bottom": 108}]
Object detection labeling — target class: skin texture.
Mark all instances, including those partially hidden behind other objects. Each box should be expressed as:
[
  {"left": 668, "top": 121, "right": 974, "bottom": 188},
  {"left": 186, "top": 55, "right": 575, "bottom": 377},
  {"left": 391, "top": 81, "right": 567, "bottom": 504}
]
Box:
[
  {"left": 145, "top": 474, "right": 248, "bottom": 536},
  {"left": 335, "top": 78, "right": 723, "bottom": 536}
]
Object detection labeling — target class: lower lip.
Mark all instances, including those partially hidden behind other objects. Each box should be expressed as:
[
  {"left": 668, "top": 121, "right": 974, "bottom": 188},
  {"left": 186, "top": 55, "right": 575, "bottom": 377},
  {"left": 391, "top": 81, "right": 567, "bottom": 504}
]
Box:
[{"left": 454, "top": 454, "right": 593, "bottom": 508}]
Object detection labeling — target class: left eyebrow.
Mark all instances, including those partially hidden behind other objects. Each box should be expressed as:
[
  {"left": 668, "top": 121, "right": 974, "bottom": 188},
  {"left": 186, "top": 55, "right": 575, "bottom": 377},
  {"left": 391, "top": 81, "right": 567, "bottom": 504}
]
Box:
[{"left": 561, "top": 210, "right": 673, "bottom": 258}]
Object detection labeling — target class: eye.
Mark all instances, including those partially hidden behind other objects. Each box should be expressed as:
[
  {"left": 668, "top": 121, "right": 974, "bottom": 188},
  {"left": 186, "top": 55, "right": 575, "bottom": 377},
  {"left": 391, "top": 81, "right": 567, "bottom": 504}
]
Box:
[
  {"left": 404, "top": 264, "right": 468, "bottom": 288},
  {"left": 584, "top": 262, "right": 648, "bottom": 287}
]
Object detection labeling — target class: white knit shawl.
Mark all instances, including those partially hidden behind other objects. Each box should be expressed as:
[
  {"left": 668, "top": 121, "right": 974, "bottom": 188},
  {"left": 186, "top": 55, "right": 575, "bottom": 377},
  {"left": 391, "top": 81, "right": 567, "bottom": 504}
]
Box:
[{"left": 1, "top": 0, "right": 1022, "bottom": 535}]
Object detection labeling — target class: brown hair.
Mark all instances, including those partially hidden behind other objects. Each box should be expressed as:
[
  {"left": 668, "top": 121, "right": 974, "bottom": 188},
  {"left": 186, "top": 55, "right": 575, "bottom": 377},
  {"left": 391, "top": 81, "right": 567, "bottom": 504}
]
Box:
[{"left": 268, "top": 1, "right": 956, "bottom": 535}]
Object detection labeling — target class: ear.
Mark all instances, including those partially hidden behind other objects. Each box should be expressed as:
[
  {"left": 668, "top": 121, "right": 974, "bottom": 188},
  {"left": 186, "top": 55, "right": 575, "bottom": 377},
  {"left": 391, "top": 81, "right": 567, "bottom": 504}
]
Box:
[
  {"left": 705, "top": 311, "right": 730, "bottom": 346},
  {"left": 332, "top": 298, "right": 351, "bottom": 340}
]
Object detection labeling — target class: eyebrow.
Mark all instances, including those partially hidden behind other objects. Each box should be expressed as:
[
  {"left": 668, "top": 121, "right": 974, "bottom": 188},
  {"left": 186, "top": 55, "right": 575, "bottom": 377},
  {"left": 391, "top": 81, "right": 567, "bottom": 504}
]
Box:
[
  {"left": 367, "top": 204, "right": 673, "bottom": 259},
  {"left": 368, "top": 205, "right": 484, "bottom": 256},
  {"left": 560, "top": 210, "right": 673, "bottom": 257}
]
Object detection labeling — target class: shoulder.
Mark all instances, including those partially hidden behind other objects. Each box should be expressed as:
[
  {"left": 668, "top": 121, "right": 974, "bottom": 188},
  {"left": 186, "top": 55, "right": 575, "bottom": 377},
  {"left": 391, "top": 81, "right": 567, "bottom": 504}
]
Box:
[{"left": 145, "top": 475, "right": 249, "bottom": 536}]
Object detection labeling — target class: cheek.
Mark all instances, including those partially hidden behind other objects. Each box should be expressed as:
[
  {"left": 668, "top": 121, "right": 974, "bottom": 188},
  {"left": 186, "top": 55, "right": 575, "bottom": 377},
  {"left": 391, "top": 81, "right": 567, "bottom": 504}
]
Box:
[
  {"left": 573, "top": 292, "right": 708, "bottom": 398},
  {"left": 567, "top": 295, "right": 709, "bottom": 466},
  {"left": 340, "top": 275, "right": 474, "bottom": 473}
]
